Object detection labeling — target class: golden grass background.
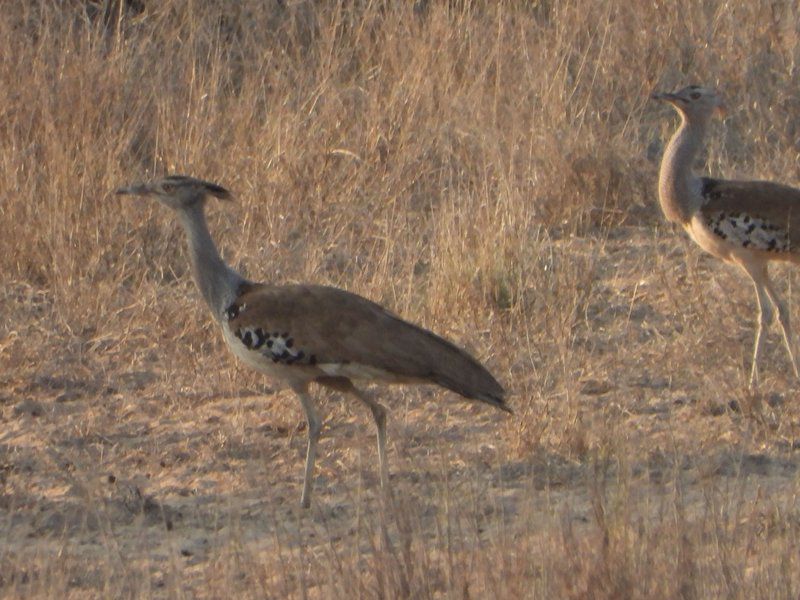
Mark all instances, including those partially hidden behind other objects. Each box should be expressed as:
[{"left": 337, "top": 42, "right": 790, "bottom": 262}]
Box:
[{"left": 3, "top": 0, "right": 800, "bottom": 597}]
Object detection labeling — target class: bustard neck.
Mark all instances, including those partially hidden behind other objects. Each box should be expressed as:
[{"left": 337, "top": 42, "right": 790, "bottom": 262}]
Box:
[
  {"left": 177, "top": 204, "right": 246, "bottom": 320},
  {"left": 658, "top": 113, "right": 709, "bottom": 225}
]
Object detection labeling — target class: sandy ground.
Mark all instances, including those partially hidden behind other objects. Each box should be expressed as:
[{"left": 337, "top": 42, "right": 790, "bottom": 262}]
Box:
[{"left": 2, "top": 226, "right": 800, "bottom": 597}]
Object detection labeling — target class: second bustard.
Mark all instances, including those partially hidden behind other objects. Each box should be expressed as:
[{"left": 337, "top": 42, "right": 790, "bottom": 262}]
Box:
[
  {"left": 117, "top": 176, "right": 510, "bottom": 508},
  {"left": 653, "top": 85, "right": 800, "bottom": 387}
]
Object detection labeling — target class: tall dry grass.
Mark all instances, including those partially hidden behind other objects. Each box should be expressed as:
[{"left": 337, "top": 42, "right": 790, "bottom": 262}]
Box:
[{"left": 3, "top": 0, "right": 800, "bottom": 597}]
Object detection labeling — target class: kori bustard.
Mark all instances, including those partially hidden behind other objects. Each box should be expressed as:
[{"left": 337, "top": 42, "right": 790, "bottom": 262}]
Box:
[
  {"left": 117, "top": 176, "right": 510, "bottom": 508},
  {"left": 653, "top": 85, "right": 800, "bottom": 387}
]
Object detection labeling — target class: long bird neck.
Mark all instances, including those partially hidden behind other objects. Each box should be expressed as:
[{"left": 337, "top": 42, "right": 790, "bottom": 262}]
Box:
[
  {"left": 178, "top": 203, "right": 246, "bottom": 320},
  {"left": 658, "top": 112, "right": 708, "bottom": 225}
]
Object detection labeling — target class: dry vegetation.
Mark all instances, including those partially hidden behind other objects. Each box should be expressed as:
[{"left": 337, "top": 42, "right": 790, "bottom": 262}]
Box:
[{"left": 3, "top": 0, "right": 800, "bottom": 597}]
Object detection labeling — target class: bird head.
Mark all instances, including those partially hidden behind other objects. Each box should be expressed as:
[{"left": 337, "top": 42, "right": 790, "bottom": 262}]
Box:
[
  {"left": 651, "top": 85, "right": 726, "bottom": 122},
  {"left": 115, "top": 175, "right": 232, "bottom": 210}
]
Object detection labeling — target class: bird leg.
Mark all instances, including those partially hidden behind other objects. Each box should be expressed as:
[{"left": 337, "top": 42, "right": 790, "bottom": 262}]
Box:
[
  {"left": 292, "top": 383, "right": 322, "bottom": 509},
  {"left": 744, "top": 263, "right": 774, "bottom": 388},
  {"left": 763, "top": 277, "right": 800, "bottom": 380},
  {"left": 351, "top": 387, "right": 390, "bottom": 491},
  {"left": 317, "top": 377, "right": 391, "bottom": 497}
]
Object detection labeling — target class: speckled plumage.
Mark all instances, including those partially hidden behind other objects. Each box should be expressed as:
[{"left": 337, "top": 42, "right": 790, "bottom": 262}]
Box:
[
  {"left": 116, "top": 176, "right": 509, "bottom": 508},
  {"left": 703, "top": 210, "right": 789, "bottom": 253},
  {"left": 653, "top": 86, "right": 800, "bottom": 386},
  {"left": 220, "top": 281, "right": 508, "bottom": 402},
  {"left": 699, "top": 177, "right": 800, "bottom": 256}
]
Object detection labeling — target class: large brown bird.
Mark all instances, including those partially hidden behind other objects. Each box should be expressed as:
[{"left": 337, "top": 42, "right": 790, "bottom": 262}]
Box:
[
  {"left": 653, "top": 85, "right": 800, "bottom": 387},
  {"left": 117, "top": 175, "right": 510, "bottom": 507}
]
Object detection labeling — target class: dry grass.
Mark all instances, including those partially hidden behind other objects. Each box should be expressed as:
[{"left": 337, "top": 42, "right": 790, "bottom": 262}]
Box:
[{"left": 3, "top": 0, "right": 800, "bottom": 597}]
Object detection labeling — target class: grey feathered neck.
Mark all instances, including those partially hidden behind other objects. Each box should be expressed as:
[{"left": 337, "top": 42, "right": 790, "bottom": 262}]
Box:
[
  {"left": 177, "top": 203, "right": 246, "bottom": 320},
  {"left": 658, "top": 111, "right": 709, "bottom": 225}
]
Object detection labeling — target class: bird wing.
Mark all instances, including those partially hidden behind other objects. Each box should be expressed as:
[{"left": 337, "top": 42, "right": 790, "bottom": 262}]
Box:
[
  {"left": 699, "top": 178, "right": 800, "bottom": 253},
  {"left": 225, "top": 283, "right": 509, "bottom": 411}
]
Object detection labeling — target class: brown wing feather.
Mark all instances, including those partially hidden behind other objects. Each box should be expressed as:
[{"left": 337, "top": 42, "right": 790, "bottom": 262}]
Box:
[
  {"left": 227, "top": 283, "right": 509, "bottom": 411},
  {"left": 701, "top": 178, "right": 800, "bottom": 247}
]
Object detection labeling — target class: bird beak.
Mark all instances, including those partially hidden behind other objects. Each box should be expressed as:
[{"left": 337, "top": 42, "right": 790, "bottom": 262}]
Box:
[
  {"left": 115, "top": 183, "right": 150, "bottom": 196},
  {"left": 651, "top": 91, "right": 680, "bottom": 103}
]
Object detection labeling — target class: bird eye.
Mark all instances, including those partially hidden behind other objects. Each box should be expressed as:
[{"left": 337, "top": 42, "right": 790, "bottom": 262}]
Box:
[
  {"left": 690, "top": 92, "right": 702, "bottom": 100},
  {"left": 162, "top": 183, "right": 175, "bottom": 194}
]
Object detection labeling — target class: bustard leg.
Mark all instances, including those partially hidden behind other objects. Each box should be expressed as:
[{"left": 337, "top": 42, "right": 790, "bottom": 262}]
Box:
[
  {"left": 763, "top": 277, "right": 800, "bottom": 380},
  {"left": 350, "top": 387, "right": 390, "bottom": 491},
  {"left": 292, "top": 383, "right": 322, "bottom": 509},
  {"left": 743, "top": 262, "right": 774, "bottom": 388}
]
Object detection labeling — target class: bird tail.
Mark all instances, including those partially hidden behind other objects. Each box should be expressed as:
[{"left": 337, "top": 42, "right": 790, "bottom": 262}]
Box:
[
  {"left": 433, "top": 365, "right": 512, "bottom": 414},
  {"left": 411, "top": 326, "right": 511, "bottom": 413},
  {"left": 362, "top": 298, "right": 512, "bottom": 413}
]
